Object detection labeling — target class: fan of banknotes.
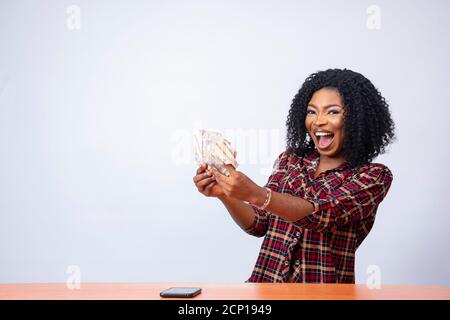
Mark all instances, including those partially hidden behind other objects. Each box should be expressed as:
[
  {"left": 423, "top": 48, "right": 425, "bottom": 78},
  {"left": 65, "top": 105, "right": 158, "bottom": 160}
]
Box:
[{"left": 193, "top": 129, "right": 238, "bottom": 177}]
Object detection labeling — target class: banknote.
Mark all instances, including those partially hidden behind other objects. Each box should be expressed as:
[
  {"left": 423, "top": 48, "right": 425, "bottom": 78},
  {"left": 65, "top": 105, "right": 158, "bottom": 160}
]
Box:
[{"left": 193, "top": 129, "right": 238, "bottom": 176}]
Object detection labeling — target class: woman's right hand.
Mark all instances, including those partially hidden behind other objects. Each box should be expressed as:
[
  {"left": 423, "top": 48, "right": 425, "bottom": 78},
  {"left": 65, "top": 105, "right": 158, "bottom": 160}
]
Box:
[{"left": 193, "top": 164, "right": 225, "bottom": 197}]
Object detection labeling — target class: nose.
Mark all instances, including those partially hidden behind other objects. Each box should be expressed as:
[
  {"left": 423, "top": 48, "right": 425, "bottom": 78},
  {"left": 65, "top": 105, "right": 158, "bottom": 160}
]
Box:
[{"left": 314, "top": 113, "right": 328, "bottom": 126}]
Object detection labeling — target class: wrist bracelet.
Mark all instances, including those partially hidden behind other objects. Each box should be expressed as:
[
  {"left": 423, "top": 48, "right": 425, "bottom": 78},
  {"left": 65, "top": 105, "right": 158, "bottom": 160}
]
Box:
[{"left": 258, "top": 187, "right": 272, "bottom": 210}]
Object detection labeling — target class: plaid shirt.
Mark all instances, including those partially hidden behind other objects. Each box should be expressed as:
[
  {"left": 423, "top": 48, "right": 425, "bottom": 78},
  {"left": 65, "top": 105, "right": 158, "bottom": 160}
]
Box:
[{"left": 245, "top": 149, "right": 393, "bottom": 283}]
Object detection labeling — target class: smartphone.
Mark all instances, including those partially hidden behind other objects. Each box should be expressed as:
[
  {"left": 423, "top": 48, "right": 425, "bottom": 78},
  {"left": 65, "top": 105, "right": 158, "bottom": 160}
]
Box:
[{"left": 160, "top": 287, "right": 202, "bottom": 298}]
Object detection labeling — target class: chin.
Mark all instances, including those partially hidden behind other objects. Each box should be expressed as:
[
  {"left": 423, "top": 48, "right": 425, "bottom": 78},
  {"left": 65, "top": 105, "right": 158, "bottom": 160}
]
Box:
[
  {"left": 316, "top": 148, "right": 339, "bottom": 157},
  {"left": 318, "top": 150, "right": 333, "bottom": 156}
]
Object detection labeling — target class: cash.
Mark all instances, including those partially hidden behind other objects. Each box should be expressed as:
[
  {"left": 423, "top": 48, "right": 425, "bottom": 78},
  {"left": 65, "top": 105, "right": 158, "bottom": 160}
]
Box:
[{"left": 193, "top": 129, "right": 238, "bottom": 177}]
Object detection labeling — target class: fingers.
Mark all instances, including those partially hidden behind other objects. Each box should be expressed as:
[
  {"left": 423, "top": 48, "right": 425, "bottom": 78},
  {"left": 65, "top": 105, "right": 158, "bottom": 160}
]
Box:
[
  {"left": 204, "top": 181, "right": 216, "bottom": 190},
  {"left": 193, "top": 170, "right": 212, "bottom": 184},
  {"left": 196, "top": 176, "right": 216, "bottom": 188},
  {"left": 203, "top": 181, "right": 219, "bottom": 195},
  {"left": 224, "top": 164, "right": 237, "bottom": 176},
  {"left": 203, "top": 181, "right": 220, "bottom": 197},
  {"left": 196, "top": 163, "right": 207, "bottom": 174},
  {"left": 211, "top": 166, "right": 229, "bottom": 185}
]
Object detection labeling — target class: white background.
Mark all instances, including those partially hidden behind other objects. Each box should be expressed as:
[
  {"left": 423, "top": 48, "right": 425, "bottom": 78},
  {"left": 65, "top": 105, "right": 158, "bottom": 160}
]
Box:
[{"left": 1, "top": 0, "right": 449, "bottom": 285}]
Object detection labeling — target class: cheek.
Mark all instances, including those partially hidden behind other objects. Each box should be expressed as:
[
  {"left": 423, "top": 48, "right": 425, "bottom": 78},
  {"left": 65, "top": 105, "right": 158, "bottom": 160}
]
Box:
[
  {"left": 331, "top": 117, "right": 344, "bottom": 132},
  {"left": 304, "top": 117, "right": 313, "bottom": 129},
  {"left": 331, "top": 119, "right": 345, "bottom": 144},
  {"left": 336, "top": 128, "right": 345, "bottom": 147},
  {"left": 338, "top": 130, "right": 345, "bottom": 143}
]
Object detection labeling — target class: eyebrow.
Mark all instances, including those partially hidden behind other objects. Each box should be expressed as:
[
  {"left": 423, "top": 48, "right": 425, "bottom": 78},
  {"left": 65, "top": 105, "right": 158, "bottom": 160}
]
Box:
[{"left": 307, "top": 104, "right": 343, "bottom": 109}]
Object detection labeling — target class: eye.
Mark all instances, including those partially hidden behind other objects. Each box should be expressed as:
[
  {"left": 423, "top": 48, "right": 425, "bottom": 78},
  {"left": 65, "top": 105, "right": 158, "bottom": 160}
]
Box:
[
  {"left": 328, "top": 110, "right": 340, "bottom": 115},
  {"left": 307, "top": 110, "right": 315, "bottom": 115}
]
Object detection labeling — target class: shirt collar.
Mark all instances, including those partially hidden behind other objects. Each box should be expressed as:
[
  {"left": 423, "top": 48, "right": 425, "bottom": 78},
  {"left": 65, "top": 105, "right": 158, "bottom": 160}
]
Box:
[{"left": 303, "top": 149, "right": 350, "bottom": 174}]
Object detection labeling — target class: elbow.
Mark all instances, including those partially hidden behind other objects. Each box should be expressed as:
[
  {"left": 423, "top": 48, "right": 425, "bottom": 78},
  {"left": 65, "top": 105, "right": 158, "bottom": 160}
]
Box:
[
  {"left": 243, "top": 220, "right": 268, "bottom": 238},
  {"left": 243, "top": 221, "right": 268, "bottom": 238},
  {"left": 245, "top": 229, "right": 267, "bottom": 238}
]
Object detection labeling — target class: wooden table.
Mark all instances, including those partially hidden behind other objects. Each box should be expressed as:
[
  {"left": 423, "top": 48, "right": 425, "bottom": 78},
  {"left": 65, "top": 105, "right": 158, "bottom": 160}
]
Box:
[{"left": 1, "top": 283, "right": 449, "bottom": 300}]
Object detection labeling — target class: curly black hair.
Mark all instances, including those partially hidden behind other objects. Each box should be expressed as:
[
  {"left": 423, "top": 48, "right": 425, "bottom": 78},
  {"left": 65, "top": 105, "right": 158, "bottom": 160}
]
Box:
[{"left": 286, "top": 68, "right": 395, "bottom": 168}]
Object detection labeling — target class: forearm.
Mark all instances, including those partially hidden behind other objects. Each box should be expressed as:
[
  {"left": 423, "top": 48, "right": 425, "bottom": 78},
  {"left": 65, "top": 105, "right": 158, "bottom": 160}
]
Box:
[
  {"left": 250, "top": 187, "right": 314, "bottom": 223},
  {"left": 218, "top": 195, "right": 256, "bottom": 230}
]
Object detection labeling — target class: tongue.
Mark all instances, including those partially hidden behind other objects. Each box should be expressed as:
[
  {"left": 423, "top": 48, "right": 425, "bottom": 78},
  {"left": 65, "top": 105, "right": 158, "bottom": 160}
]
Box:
[{"left": 319, "top": 135, "right": 333, "bottom": 149}]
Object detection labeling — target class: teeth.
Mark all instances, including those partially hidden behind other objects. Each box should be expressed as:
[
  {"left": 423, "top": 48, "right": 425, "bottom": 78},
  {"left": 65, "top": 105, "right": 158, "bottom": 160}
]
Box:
[{"left": 315, "top": 132, "right": 333, "bottom": 137}]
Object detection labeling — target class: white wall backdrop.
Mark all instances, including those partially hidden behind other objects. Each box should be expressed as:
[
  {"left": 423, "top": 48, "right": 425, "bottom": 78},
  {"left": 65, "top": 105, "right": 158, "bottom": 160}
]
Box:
[{"left": 1, "top": 0, "right": 449, "bottom": 285}]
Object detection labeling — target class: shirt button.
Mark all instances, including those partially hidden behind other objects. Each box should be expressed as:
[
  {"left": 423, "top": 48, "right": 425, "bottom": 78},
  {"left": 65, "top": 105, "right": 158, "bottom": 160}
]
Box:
[
  {"left": 292, "top": 238, "right": 298, "bottom": 243},
  {"left": 284, "top": 260, "right": 290, "bottom": 266},
  {"left": 296, "top": 231, "right": 301, "bottom": 237},
  {"left": 295, "top": 260, "right": 300, "bottom": 266}
]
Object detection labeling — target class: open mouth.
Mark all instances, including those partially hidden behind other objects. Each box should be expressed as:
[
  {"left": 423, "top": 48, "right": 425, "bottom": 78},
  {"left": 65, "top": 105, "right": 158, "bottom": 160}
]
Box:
[{"left": 314, "top": 131, "right": 334, "bottom": 149}]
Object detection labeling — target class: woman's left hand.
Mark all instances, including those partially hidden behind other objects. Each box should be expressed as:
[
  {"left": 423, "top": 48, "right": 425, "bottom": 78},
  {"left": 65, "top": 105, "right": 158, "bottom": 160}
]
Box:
[{"left": 211, "top": 164, "right": 265, "bottom": 205}]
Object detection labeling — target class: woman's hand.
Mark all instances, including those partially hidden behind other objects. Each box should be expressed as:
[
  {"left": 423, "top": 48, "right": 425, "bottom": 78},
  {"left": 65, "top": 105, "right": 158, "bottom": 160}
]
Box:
[
  {"left": 211, "top": 164, "right": 266, "bottom": 206},
  {"left": 193, "top": 164, "right": 225, "bottom": 197}
]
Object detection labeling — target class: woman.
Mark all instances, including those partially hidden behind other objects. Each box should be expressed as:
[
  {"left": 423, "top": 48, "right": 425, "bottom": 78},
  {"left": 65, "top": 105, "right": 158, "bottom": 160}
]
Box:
[{"left": 193, "top": 68, "right": 395, "bottom": 283}]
